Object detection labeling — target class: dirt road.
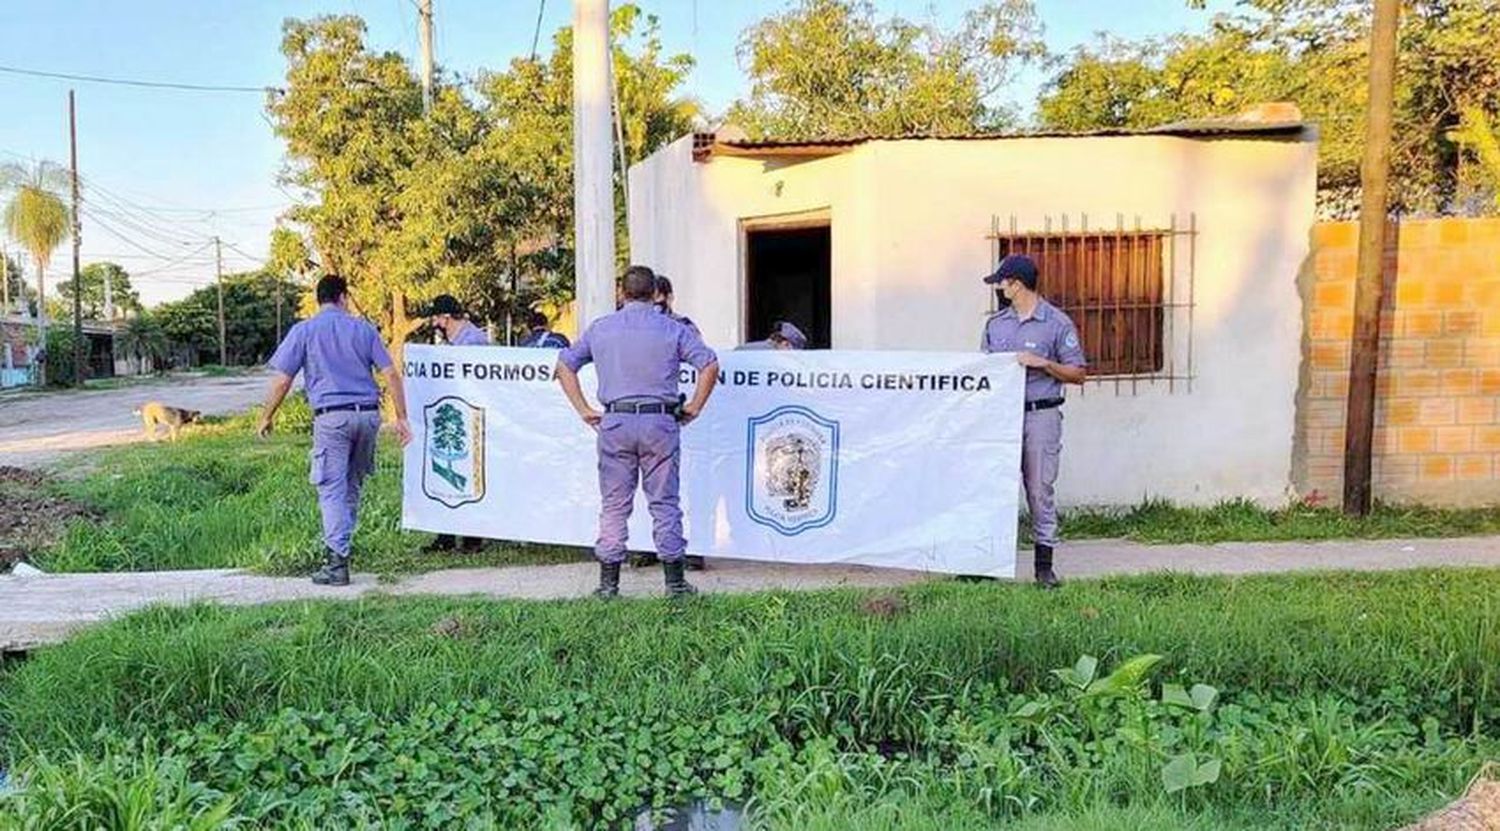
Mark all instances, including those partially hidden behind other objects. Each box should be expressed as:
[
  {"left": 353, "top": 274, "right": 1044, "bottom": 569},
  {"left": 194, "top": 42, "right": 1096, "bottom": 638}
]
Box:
[{"left": 0, "top": 373, "right": 271, "bottom": 469}]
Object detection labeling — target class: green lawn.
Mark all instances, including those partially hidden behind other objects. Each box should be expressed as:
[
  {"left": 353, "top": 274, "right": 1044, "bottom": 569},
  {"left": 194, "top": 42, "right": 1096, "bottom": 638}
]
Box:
[
  {"left": 28, "top": 408, "right": 1500, "bottom": 576},
  {"left": 1, "top": 571, "right": 1497, "bottom": 828}
]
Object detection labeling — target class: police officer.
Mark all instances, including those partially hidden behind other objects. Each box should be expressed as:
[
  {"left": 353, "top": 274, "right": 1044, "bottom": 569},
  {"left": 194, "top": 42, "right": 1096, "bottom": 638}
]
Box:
[
  {"left": 738, "top": 320, "right": 808, "bottom": 351},
  {"left": 980, "top": 255, "right": 1087, "bottom": 588},
  {"left": 556, "top": 265, "right": 719, "bottom": 598},
  {"left": 653, "top": 275, "right": 700, "bottom": 337},
  {"left": 259, "top": 274, "right": 412, "bottom": 586},
  {"left": 424, "top": 294, "right": 488, "bottom": 555},
  {"left": 519, "top": 310, "right": 571, "bottom": 348}
]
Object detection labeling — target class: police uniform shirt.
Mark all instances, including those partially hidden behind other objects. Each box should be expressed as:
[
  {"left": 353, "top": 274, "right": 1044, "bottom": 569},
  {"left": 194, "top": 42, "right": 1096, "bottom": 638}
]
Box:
[{"left": 981, "top": 299, "right": 1087, "bottom": 401}]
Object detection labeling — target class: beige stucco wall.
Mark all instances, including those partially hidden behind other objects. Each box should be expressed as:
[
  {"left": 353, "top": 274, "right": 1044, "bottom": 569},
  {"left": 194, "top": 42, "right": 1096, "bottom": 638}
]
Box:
[{"left": 628, "top": 132, "right": 1318, "bottom": 506}]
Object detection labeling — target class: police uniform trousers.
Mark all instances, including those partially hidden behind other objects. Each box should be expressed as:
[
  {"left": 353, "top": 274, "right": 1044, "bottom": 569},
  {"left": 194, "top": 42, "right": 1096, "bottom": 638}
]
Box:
[
  {"left": 595, "top": 412, "right": 686, "bottom": 564},
  {"left": 310, "top": 410, "right": 381, "bottom": 557},
  {"left": 1021, "top": 407, "right": 1063, "bottom": 548}
]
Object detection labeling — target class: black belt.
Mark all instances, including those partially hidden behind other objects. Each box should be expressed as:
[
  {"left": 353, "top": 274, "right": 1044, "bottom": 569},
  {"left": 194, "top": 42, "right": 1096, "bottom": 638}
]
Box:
[
  {"left": 604, "top": 400, "right": 676, "bottom": 415},
  {"left": 1024, "top": 397, "right": 1064, "bottom": 412},
  {"left": 313, "top": 402, "right": 380, "bottom": 417}
]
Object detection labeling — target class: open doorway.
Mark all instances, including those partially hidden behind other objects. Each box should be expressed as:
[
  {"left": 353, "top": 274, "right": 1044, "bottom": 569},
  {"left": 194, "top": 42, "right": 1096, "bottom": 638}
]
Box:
[{"left": 744, "top": 220, "right": 831, "bottom": 348}]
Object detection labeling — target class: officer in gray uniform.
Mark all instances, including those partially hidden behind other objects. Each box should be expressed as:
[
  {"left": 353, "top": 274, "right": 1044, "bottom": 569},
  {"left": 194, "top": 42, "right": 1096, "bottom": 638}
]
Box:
[
  {"left": 556, "top": 265, "right": 719, "bottom": 598},
  {"left": 980, "top": 255, "right": 1087, "bottom": 588},
  {"left": 259, "top": 274, "right": 412, "bottom": 586},
  {"left": 738, "top": 320, "right": 808, "bottom": 351},
  {"left": 424, "top": 294, "right": 488, "bottom": 554}
]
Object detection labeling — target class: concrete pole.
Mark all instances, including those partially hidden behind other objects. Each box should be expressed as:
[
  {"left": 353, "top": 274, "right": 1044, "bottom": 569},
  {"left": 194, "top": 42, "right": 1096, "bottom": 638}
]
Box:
[
  {"left": 419, "top": 0, "right": 434, "bottom": 114},
  {"left": 1342, "top": 0, "right": 1402, "bottom": 517},
  {"left": 69, "top": 90, "right": 85, "bottom": 387},
  {"left": 572, "top": 0, "right": 615, "bottom": 328},
  {"left": 215, "top": 236, "right": 227, "bottom": 366}
]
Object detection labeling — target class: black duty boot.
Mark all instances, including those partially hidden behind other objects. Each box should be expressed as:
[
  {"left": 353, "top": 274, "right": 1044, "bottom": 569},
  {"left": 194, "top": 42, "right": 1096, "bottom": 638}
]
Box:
[
  {"left": 663, "top": 559, "right": 698, "bottom": 597},
  {"left": 1034, "top": 544, "right": 1061, "bottom": 590},
  {"left": 685, "top": 555, "right": 706, "bottom": 571},
  {"left": 312, "top": 551, "right": 351, "bottom": 587},
  {"left": 630, "top": 551, "right": 660, "bottom": 568},
  {"left": 594, "top": 562, "right": 621, "bottom": 599}
]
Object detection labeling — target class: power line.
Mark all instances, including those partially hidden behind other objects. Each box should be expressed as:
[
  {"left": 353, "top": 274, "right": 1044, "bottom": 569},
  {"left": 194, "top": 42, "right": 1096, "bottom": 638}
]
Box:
[
  {"left": 530, "top": 0, "right": 548, "bottom": 61},
  {"left": 0, "top": 64, "right": 278, "bottom": 94}
]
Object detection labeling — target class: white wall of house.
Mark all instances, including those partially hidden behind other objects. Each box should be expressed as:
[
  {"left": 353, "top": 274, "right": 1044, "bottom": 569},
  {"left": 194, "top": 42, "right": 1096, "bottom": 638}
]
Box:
[{"left": 629, "top": 132, "right": 1318, "bottom": 506}]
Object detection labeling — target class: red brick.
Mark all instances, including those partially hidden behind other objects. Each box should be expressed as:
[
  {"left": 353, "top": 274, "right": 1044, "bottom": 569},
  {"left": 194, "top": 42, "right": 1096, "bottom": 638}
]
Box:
[
  {"left": 1421, "top": 456, "right": 1455, "bottom": 480},
  {"left": 1476, "top": 426, "right": 1500, "bottom": 452},
  {"left": 1446, "top": 310, "right": 1482, "bottom": 335},
  {"left": 1458, "top": 398, "right": 1497, "bottom": 425},
  {"left": 1441, "top": 369, "right": 1478, "bottom": 396},
  {"left": 1457, "top": 454, "right": 1493, "bottom": 481},
  {"left": 1467, "top": 339, "right": 1500, "bottom": 368},
  {"left": 1385, "top": 340, "right": 1427, "bottom": 368},
  {"left": 1311, "top": 343, "right": 1349, "bottom": 371},
  {"left": 1426, "top": 340, "right": 1465, "bottom": 368},
  {"left": 1419, "top": 399, "right": 1457, "bottom": 426},
  {"left": 1317, "top": 222, "right": 1357, "bottom": 247},
  {"left": 1431, "top": 281, "right": 1465, "bottom": 306},
  {"left": 1395, "top": 281, "right": 1427, "bottom": 306},
  {"left": 1435, "top": 426, "right": 1474, "bottom": 453},
  {"left": 1399, "top": 427, "right": 1435, "bottom": 453},
  {"left": 1484, "top": 312, "right": 1500, "bottom": 338},
  {"left": 1482, "top": 370, "right": 1500, "bottom": 395},
  {"left": 1384, "top": 399, "right": 1421, "bottom": 426},
  {"left": 1399, "top": 370, "right": 1442, "bottom": 397},
  {"left": 1469, "top": 281, "right": 1500, "bottom": 307},
  {"left": 1314, "top": 282, "right": 1352, "bottom": 309},
  {"left": 1402, "top": 310, "right": 1443, "bottom": 337}
]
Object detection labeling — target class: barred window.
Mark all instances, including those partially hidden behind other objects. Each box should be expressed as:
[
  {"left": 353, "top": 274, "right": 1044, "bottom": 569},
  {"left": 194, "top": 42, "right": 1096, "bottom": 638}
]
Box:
[{"left": 990, "top": 215, "right": 1195, "bottom": 388}]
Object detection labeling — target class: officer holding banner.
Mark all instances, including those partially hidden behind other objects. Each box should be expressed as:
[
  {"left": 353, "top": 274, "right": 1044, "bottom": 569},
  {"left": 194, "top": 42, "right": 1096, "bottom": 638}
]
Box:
[
  {"left": 556, "top": 265, "right": 719, "bottom": 598},
  {"left": 424, "top": 294, "right": 488, "bottom": 555},
  {"left": 981, "top": 255, "right": 1087, "bottom": 588}
]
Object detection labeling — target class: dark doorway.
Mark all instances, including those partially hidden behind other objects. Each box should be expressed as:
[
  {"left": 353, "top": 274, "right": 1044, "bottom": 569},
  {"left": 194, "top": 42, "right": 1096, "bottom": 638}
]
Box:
[{"left": 745, "top": 224, "right": 831, "bottom": 348}]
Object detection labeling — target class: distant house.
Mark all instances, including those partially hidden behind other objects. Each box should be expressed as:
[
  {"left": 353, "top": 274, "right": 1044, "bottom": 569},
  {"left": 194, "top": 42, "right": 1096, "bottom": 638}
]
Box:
[
  {"left": 627, "top": 107, "right": 1319, "bottom": 507},
  {"left": 0, "top": 315, "right": 140, "bottom": 388}
]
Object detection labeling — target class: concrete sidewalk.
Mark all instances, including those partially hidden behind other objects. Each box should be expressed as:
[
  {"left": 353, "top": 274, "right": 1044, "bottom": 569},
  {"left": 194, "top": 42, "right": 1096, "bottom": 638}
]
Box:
[{"left": 2, "top": 535, "right": 1498, "bottom": 650}]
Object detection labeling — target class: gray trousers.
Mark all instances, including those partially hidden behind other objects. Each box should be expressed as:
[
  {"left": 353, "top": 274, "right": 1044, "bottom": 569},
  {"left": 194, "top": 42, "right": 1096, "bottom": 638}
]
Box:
[
  {"left": 310, "top": 410, "right": 381, "bottom": 558},
  {"left": 1021, "top": 408, "right": 1063, "bottom": 548}
]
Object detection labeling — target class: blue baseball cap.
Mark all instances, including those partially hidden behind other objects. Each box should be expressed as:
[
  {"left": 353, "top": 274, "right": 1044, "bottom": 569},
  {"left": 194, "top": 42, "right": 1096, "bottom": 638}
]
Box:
[
  {"left": 770, "top": 320, "right": 808, "bottom": 349},
  {"left": 982, "top": 255, "right": 1039, "bottom": 289}
]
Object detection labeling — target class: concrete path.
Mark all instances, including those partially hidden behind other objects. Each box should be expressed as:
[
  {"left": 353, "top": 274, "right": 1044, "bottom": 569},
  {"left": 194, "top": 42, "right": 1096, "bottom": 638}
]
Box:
[
  {"left": 2, "top": 535, "right": 1498, "bottom": 651},
  {"left": 0, "top": 372, "right": 272, "bottom": 468}
]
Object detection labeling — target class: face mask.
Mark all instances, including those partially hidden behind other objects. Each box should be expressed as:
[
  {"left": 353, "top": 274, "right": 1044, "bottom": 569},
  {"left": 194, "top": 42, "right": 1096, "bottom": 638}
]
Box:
[
  {"left": 655, "top": 301, "right": 669, "bottom": 313},
  {"left": 994, "top": 287, "right": 1012, "bottom": 309}
]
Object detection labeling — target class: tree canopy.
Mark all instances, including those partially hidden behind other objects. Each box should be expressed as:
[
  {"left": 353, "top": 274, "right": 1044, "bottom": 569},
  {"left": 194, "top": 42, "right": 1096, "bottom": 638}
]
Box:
[
  {"left": 1039, "top": 0, "right": 1500, "bottom": 215},
  {"left": 727, "top": 0, "right": 1044, "bottom": 139},
  {"left": 53, "top": 261, "right": 142, "bottom": 320}
]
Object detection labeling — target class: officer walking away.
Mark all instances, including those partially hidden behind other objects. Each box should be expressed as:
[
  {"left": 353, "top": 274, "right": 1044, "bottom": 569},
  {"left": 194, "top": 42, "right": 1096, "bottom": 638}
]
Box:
[
  {"left": 737, "top": 320, "right": 808, "bottom": 351},
  {"left": 556, "top": 265, "right": 720, "bottom": 598},
  {"left": 980, "top": 255, "right": 1086, "bottom": 589},
  {"left": 519, "top": 310, "right": 571, "bottom": 348},
  {"left": 653, "top": 275, "right": 701, "bottom": 337},
  {"left": 424, "top": 293, "right": 488, "bottom": 555},
  {"left": 258, "top": 274, "right": 413, "bottom": 586}
]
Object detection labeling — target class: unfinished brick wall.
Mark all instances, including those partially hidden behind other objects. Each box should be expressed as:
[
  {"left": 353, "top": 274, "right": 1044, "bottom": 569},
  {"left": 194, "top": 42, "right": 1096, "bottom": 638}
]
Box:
[{"left": 1295, "top": 218, "right": 1500, "bottom": 506}]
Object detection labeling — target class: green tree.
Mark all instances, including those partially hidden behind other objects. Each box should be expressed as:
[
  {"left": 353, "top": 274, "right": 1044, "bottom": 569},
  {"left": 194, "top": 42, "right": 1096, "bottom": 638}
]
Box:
[
  {"left": 727, "top": 0, "right": 1044, "bottom": 139},
  {"left": 116, "top": 311, "right": 169, "bottom": 374},
  {"left": 1450, "top": 106, "right": 1500, "bottom": 211},
  {"left": 1039, "top": 0, "right": 1500, "bottom": 215},
  {"left": 2, "top": 250, "right": 36, "bottom": 314},
  {"left": 429, "top": 402, "right": 468, "bottom": 488},
  {"left": 53, "top": 262, "right": 141, "bottom": 320},
  {"left": 153, "top": 271, "right": 301, "bottom": 367},
  {"left": 1, "top": 161, "right": 72, "bottom": 382}
]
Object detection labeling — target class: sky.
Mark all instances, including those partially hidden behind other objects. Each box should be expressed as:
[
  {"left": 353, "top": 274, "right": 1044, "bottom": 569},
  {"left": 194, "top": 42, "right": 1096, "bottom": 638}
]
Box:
[{"left": 0, "top": 0, "right": 1231, "bottom": 307}]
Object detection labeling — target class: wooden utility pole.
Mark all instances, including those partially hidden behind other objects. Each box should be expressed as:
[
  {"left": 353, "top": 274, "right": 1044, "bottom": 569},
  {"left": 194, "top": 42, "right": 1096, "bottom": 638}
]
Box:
[
  {"left": 69, "top": 90, "right": 85, "bottom": 387},
  {"left": 573, "top": 0, "right": 615, "bottom": 328},
  {"left": 418, "top": 0, "right": 434, "bottom": 113},
  {"left": 214, "top": 236, "right": 227, "bottom": 366},
  {"left": 1342, "top": 0, "right": 1402, "bottom": 517}
]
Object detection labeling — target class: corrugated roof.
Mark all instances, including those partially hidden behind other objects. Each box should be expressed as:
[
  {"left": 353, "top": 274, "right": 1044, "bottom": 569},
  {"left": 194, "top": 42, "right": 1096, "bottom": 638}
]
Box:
[{"left": 695, "top": 118, "right": 1308, "bottom": 161}]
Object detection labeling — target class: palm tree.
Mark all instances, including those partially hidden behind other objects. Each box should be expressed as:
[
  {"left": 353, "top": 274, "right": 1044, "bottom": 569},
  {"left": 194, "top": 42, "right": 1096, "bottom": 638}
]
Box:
[
  {"left": 117, "top": 311, "right": 169, "bottom": 375},
  {"left": 2, "top": 161, "right": 72, "bottom": 385}
]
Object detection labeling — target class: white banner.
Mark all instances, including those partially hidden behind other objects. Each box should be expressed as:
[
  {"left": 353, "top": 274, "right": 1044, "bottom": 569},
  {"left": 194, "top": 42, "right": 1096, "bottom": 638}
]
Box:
[{"left": 401, "top": 345, "right": 1024, "bottom": 577}]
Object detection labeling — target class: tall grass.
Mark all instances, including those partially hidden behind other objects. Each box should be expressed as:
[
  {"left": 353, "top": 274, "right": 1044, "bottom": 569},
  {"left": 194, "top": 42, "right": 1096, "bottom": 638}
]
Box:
[{"left": 4, "top": 570, "right": 1498, "bottom": 762}]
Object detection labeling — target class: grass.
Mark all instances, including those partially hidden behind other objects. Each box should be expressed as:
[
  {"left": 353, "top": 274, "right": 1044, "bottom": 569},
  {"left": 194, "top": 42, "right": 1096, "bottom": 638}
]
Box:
[
  {"left": 29, "top": 407, "right": 1500, "bottom": 576},
  {"left": 1066, "top": 498, "right": 1500, "bottom": 544},
  {"left": 33, "top": 402, "right": 587, "bottom": 576},
  {"left": 1, "top": 571, "right": 1497, "bottom": 828}
]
